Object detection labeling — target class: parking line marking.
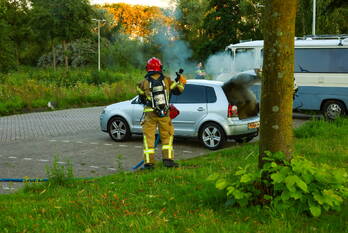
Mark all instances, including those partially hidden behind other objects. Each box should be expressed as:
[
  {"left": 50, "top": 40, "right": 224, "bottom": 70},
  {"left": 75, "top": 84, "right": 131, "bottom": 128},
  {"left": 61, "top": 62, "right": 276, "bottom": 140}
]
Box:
[
  {"left": 62, "top": 140, "right": 70, "bottom": 143},
  {"left": 135, "top": 146, "right": 142, "bottom": 149},
  {"left": 90, "top": 142, "right": 98, "bottom": 145},
  {"left": 23, "top": 158, "right": 33, "bottom": 161},
  {"left": 76, "top": 141, "right": 84, "bottom": 144},
  {"left": 89, "top": 166, "right": 99, "bottom": 169},
  {"left": 104, "top": 144, "right": 112, "bottom": 146},
  {"left": 183, "top": 151, "right": 193, "bottom": 154},
  {"left": 8, "top": 156, "right": 17, "bottom": 159},
  {"left": 108, "top": 168, "right": 116, "bottom": 171},
  {"left": 57, "top": 162, "right": 66, "bottom": 164},
  {"left": 49, "top": 140, "right": 57, "bottom": 142},
  {"left": 119, "top": 145, "right": 128, "bottom": 147},
  {"left": 38, "top": 159, "right": 49, "bottom": 162}
]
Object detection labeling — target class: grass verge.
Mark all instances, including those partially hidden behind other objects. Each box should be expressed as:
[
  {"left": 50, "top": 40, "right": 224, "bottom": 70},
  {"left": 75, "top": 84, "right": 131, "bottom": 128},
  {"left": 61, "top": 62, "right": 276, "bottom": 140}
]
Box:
[
  {"left": 0, "top": 67, "right": 143, "bottom": 116},
  {"left": 0, "top": 119, "right": 347, "bottom": 233}
]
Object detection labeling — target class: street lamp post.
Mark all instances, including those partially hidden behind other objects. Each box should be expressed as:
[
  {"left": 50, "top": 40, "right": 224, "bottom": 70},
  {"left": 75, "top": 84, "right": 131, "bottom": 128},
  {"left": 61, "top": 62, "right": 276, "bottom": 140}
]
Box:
[
  {"left": 312, "top": 0, "right": 316, "bottom": 35},
  {"left": 92, "top": 18, "right": 106, "bottom": 71}
]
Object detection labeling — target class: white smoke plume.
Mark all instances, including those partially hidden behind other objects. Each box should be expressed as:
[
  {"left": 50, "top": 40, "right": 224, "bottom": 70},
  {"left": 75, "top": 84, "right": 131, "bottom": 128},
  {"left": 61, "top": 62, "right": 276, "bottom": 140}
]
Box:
[
  {"left": 205, "top": 50, "right": 262, "bottom": 81},
  {"left": 152, "top": 26, "right": 196, "bottom": 77}
]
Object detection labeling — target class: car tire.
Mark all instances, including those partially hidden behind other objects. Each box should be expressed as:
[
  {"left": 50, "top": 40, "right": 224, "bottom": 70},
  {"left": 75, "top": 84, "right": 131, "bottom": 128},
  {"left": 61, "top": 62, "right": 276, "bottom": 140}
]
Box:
[
  {"left": 108, "top": 116, "right": 131, "bottom": 142},
  {"left": 322, "top": 100, "right": 346, "bottom": 120},
  {"left": 199, "top": 122, "right": 226, "bottom": 150}
]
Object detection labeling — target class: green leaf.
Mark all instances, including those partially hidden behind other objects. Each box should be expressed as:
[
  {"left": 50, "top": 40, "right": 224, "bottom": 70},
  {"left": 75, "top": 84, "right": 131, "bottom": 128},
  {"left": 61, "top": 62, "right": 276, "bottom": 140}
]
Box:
[
  {"left": 295, "top": 178, "right": 308, "bottom": 193},
  {"left": 313, "top": 192, "right": 325, "bottom": 205},
  {"left": 215, "top": 179, "right": 229, "bottom": 190},
  {"left": 233, "top": 189, "right": 245, "bottom": 200},
  {"left": 240, "top": 174, "right": 253, "bottom": 183},
  {"left": 281, "top": 191, "right": 291, "bottom": 201},
  {"left": 271, "top": 172, "right": 285, "bottom": 183},
  {"left": 226, "top": 186, "right": 236, "bottom": 197},
  {"left": 235, "top": 169, "right": 245, "bottom": 176},
  {"left": 309, "top": 203, "right": 322, "bottom": 217},
  {"left": 290, "top": 191, "right": 302, "bottom": 200},
  {"left": 207, "top": 173, "right": 219, "bottom": 181},
  {"left": 285, "top": 175, "right": 298, "bottom": 192}
]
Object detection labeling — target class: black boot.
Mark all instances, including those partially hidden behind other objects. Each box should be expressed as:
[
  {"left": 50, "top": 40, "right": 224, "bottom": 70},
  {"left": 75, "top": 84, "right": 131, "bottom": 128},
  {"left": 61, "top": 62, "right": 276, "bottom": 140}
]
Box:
[
  {"left": 163, "top": 159, "right": 179, "bottom": 168},
  {"left": 142, "top": 163, "right": 155, "bottom": 170}
]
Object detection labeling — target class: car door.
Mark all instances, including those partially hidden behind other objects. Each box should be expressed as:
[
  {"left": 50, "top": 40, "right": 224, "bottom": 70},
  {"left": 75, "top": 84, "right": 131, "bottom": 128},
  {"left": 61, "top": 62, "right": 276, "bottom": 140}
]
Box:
[
  {"left": 170, "top": 84, "right": 208, "bottom": 136},
  {"left": 130, "top": 96, "right": 144, "bottom": 134}
]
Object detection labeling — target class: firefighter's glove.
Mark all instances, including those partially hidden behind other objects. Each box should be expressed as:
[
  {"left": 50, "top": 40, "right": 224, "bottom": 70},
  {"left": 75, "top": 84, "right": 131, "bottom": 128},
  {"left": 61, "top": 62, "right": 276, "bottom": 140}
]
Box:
[{"left": 178, "top": 75, "right": 187, "bottom": 85}]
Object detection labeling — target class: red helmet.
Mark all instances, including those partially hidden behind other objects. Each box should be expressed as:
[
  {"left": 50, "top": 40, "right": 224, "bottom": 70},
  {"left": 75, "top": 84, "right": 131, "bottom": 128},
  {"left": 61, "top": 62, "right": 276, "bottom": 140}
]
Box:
[{"left": 146, "top": 57, "right": 162, "bottom": 72}]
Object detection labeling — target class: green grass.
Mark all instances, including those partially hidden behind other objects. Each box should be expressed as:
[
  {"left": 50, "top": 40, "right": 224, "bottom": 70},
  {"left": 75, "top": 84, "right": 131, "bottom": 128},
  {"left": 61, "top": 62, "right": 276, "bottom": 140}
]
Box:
[
  {"left": 0, "top": 67, "right": 144, "bottom": 116},
  {"left": 0, "top": 119, "right": 347, "bottom": 233}
]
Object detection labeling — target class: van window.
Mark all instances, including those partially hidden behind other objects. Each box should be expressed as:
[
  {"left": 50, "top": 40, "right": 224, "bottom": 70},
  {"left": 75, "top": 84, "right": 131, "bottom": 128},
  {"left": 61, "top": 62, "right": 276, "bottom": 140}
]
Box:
[
  {"left": 235, "top": 48, "right": 258, "bottom": 71},
  {"left": 295, "top": 48, "right": 348, "bottom": 73},
  {"left": 170, "top": 84, "right": 206, "bottom": 104}
]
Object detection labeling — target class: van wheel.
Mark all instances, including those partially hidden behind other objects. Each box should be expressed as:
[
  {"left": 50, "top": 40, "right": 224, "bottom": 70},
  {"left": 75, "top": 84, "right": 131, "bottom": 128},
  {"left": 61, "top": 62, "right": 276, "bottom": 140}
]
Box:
[
  {"left": 199, "top": 123, "right": 226, "bottom": 150},
  {"left": 108, "top": 117, "right": 131, "bottom": 141},
  {"left": 322, "top": 101, "right": 346, "bottom": 120}
]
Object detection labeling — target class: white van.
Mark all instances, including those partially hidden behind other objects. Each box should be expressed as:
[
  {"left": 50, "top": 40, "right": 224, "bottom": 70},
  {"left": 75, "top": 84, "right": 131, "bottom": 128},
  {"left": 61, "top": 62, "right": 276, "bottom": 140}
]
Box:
[{"left": 225, "top": 35, "right": 348, "bottom": 119}]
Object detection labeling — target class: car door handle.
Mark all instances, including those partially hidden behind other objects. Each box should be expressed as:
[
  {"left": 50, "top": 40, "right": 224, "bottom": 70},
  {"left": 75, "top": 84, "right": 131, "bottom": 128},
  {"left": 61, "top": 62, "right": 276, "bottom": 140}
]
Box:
[{"left": 197, "top": 107, "right": 205, "bottom": 111}]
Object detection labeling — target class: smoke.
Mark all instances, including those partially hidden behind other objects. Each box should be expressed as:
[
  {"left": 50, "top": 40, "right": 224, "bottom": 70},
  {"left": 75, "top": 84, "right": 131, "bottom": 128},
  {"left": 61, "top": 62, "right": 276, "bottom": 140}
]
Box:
[
  {"left": 152, "top": 26, "right": 196, "bottom": 77},
  {"left": 205, "top": 50, "right": 262, "bottom": 81}
]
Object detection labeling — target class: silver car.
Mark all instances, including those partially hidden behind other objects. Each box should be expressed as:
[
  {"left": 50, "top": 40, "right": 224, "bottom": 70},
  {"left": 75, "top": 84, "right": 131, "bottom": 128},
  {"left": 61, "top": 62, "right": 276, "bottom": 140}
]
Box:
[{"left": 100, "top": 79, "right": 260, "bottom": 150}]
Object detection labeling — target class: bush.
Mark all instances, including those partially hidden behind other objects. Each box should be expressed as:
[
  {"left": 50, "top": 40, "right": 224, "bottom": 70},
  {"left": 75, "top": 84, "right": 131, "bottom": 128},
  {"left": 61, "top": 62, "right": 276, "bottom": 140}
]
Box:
[
  {"left": 45, "top": 157, "right": 74, "bottom": 186},
  {"left": 209, "top": 151, "right": 348, "bottom": 217}
]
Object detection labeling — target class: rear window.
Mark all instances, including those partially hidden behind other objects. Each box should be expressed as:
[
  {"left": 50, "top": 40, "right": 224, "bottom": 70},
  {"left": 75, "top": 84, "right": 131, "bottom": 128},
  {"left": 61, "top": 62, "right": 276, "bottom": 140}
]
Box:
[
  {"left": 206, "top": 86, "right": 217, "bottom": 103},
  {"left": 295, "top": 48, "right": 348, "bottom": 73}
]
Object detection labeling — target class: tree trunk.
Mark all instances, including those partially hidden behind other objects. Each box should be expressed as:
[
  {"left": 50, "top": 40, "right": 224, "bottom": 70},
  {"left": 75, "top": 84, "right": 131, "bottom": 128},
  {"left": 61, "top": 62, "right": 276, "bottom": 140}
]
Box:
[
  {"left": 259, "top": 0, "right": 297, "bottom": 169},
  {"left": 63, "top": 40, "right": 68, "bottom": 70}
]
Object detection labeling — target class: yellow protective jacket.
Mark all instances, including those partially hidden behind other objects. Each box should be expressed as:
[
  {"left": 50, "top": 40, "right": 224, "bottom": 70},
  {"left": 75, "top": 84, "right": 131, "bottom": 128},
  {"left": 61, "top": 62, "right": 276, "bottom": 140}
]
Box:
[{"left": 136, "top": 72, "right": 185, "bottom": 113}]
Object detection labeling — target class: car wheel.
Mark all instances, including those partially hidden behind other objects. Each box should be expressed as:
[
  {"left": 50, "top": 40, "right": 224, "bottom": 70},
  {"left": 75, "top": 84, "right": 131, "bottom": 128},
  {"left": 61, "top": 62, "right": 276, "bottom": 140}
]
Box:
[
  {"left": 199, "top": 122, "right": 226, "bottom": 150},
  {"left": 108, "top": 116, "right": 131, "bottom": 142},
  {"left": 322, "top": 101, "right": 346, "bottom": 120}
]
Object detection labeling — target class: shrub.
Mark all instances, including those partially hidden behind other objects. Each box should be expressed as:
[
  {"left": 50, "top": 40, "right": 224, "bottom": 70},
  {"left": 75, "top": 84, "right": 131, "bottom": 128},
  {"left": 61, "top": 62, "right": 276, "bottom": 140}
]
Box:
[
  {"left": 208, "top": 152, "right": 348, "bottom": 217},
  {"left": 45, "top": 157, "right": 74, "bottom": 186}
]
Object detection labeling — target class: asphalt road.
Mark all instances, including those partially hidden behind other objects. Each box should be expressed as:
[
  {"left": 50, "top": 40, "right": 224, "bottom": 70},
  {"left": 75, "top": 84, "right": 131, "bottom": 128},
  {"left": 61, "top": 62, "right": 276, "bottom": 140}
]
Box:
[{"left": 0, "top": 107, "right": 307, "bottom": 193}]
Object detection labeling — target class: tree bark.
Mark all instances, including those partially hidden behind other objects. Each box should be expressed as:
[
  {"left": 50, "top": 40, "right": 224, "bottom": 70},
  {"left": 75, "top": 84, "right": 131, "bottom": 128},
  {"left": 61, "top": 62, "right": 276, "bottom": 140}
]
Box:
[{"left": 259, "top": 0, "right": 297, "bottom": 169}]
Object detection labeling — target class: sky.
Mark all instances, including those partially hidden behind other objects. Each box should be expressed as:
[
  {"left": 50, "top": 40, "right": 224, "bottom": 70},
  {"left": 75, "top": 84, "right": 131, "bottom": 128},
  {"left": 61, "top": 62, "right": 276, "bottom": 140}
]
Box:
[{"left": 90, "top": 0, "right": 173, "bottom": 8}]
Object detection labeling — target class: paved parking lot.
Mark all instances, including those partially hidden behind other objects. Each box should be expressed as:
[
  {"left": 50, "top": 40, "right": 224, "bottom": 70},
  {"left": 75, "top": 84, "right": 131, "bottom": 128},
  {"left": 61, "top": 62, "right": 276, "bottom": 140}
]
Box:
[
  {"left": 0, "top": 107, "right": 103, "bottom": 144},
  {"left": 0, "top": 107, "right": 307, "bottom": 193},
  {"left": 0, "top": 107, "right": 211, "bottom": 193}
]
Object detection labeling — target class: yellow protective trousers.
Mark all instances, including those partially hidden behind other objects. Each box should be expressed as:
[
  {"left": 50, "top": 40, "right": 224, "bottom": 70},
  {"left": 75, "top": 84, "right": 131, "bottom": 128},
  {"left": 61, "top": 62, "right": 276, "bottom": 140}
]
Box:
[{"left": 142, "top": 112, "right": 174, "bottom": 164}]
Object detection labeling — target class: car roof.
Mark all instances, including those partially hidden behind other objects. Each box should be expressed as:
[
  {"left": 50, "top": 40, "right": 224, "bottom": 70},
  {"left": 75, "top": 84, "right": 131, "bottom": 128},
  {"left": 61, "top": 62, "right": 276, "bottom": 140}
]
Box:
[{"left": 187, "top": 79, "right": 223, "bottom": 87}]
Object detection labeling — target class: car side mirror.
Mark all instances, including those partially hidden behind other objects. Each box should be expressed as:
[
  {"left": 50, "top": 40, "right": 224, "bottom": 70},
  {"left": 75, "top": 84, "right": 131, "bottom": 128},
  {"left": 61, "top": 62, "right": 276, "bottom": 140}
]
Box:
[{"left": 131, "top": 96, "right": 143, "bottom": 104}]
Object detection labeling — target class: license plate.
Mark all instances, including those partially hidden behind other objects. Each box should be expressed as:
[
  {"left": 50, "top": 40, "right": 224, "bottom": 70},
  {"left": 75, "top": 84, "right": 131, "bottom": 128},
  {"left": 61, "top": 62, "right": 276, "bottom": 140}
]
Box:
[{"left": 248, "top": 122, "right": 260, "bottom": 129}]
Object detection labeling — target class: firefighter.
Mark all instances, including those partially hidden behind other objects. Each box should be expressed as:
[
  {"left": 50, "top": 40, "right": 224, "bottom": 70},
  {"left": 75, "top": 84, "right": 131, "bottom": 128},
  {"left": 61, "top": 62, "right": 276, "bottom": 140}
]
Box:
[{"left": 137, "top": 57, "right": 186, "bottom": 169}]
